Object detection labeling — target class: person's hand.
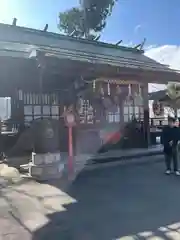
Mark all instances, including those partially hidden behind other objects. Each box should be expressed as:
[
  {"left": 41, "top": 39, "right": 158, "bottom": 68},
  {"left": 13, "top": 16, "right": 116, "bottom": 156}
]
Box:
[{"left": 169, "top": 140, "right": 173, "bottom": 146}]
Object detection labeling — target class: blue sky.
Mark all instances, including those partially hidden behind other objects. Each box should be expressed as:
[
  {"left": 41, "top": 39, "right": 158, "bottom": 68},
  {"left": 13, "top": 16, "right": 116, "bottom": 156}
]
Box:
[{"left": 0, "top": 0, "right": 179, "bottom": 46}]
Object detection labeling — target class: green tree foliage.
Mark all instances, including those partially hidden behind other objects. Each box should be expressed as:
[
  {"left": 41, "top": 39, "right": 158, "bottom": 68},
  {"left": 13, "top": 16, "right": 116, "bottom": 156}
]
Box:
[
  {"left": 59, "top": 8, "right": 84, "bottom": 38},
  {"left": 58, "top": 0, "right": 117, "bottom": 40},
  {"left": 82, "top": 0, "right": 117, "bottom": 32}
]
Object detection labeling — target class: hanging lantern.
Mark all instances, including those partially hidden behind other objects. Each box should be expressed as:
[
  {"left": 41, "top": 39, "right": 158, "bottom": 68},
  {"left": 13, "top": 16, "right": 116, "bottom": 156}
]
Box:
[{"left": 152, "top": 101, "right": 164, "bottom": 116}]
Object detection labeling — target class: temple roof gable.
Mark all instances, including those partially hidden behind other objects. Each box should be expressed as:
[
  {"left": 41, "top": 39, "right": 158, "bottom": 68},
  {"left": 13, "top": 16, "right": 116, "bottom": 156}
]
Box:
[{"left": 0, "top": 23, "right": 179, "bottom": 76}]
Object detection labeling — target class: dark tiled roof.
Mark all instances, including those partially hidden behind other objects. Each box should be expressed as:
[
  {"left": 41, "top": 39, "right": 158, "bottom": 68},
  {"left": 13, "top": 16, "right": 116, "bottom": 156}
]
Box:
[
  {"left": 0, "top": 23, "right": 179, "bottom": 77},
  {"left": 0, "top": 23, "right": 143, "bottom": 53},
  {"left": 149, "top": 90, "right": 169, "bottom": 101}
]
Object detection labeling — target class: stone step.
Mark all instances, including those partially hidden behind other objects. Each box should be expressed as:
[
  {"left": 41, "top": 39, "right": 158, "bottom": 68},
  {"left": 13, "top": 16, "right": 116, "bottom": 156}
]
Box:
[
  {"left": 32, "top": 152, "right": 61, "bottom": 165},
  {"left": 29, "top": 162, "right": 65, "bottom": 181}
]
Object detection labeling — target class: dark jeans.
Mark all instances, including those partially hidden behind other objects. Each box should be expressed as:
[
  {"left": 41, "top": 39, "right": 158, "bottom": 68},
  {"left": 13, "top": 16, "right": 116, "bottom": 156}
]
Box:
[{"left": 165, "top": 148, "right": 179, "bottom": 171}]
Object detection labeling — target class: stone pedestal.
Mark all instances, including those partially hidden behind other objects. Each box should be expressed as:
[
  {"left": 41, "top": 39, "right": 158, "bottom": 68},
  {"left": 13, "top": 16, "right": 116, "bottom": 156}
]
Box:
[
  {"left": 29, "top": 152, "right": 64, "bottom": 180},
  {"left": 32, "top": 152, "right": 61, "bottom": 165}
]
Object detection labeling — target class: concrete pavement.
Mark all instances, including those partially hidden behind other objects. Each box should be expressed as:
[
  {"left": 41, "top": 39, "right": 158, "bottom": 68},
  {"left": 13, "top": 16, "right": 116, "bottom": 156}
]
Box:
[
  {"left": 1, "top": 155, "right": 180, "bottom": 239},
  {"left": 61, "top": 145, "right": 163, "bottom": 171},
  {"left": 90, "top": 145, "right": 163, "bottom": 163},
  {"left": 33, "top": 156, "right": 180, "bottom": 240}
]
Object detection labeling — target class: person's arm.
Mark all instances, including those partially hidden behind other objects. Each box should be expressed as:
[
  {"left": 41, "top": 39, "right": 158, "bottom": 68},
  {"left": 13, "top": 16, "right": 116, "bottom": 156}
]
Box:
[{"left": 173, "top": 127, "right": 179, "bottom": 146}]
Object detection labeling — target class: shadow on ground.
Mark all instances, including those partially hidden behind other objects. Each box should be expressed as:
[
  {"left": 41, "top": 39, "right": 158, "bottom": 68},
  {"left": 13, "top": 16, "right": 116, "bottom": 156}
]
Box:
[{"left": 29, "top": 161, "right": 180, "bottom": 239}]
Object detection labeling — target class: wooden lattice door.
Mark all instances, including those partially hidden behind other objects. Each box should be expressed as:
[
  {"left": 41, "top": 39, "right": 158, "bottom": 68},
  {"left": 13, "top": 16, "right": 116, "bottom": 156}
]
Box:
[{"left": 17, "top": 90, "right": 60, "bottom": 124}]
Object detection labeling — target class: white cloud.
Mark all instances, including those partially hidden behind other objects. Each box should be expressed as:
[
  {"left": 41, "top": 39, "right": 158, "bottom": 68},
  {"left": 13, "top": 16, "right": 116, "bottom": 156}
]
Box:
[
  {"left": 145, "top": 45, "right": 180, "bottom": 70},
  {"left": 145, "top": 45, "right": 180, "bottom": 117},
  {"left": 144, "top": 44, "right": 157, "bottom": 51},
  {"left": 126, "top": 41, "right": 134, "bottom": 47},
  {"left": 134, "top": 24, "right": 142, "bottom": 34},
  {"left": 145, "top": 45, "right": 180, "bottom": 93}
]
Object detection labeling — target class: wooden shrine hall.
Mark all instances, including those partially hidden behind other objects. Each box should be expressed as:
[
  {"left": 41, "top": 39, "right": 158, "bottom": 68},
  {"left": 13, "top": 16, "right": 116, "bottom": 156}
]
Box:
[{"left": 0, "top": 23, "right": 180, "bottom": 154}]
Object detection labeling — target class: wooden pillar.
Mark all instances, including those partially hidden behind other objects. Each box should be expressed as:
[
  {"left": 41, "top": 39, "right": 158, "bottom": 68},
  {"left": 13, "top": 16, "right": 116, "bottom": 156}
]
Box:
[
  {"left": 61, "top": 81, "right": 77, "bottom": 154},
  {"left": 11, "top": 90, "right": 24, "bottom": 131},
  {"left": 143, "top": 83, "right": 150, "bottom": 147},
  {"left": 36, "top": 51, "right": 46, "bottom": 119},
  {"left": 120, "top": 101, "right": 124, "bottom": 125}
]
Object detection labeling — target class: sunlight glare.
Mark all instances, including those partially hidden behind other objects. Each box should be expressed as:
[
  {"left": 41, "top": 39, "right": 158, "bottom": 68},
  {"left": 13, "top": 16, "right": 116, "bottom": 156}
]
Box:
[{"left": 0, "top": 0, "right": 18, "bottom": 24}]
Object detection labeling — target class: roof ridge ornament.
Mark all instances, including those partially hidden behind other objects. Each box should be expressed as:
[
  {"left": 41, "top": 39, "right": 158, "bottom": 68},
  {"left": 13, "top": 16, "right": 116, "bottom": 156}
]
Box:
[
  {"left": 115, "top": 40, "right": 123, "bottom": 46},
  {"left": 12, "top": 18, "right": 17, "bottom": 26},
  {"left": 43, "top": 24, "right": 48, "bottom": 32},
  {"left": 134, "top": 38, "right": 146, "bottom": 51}
]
